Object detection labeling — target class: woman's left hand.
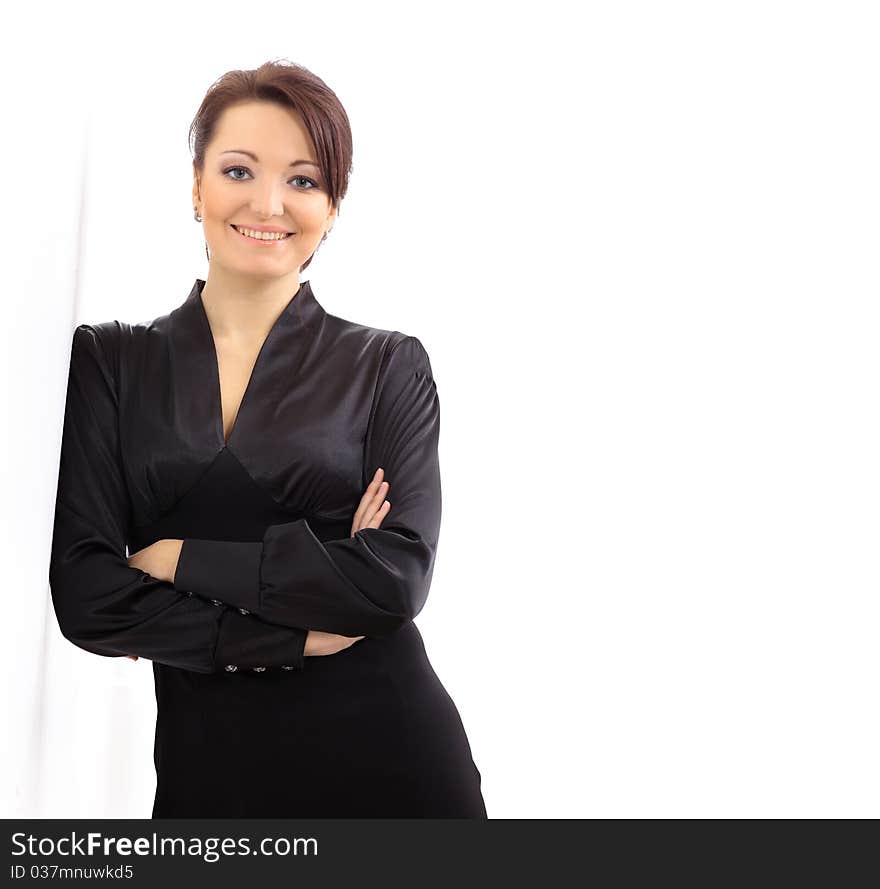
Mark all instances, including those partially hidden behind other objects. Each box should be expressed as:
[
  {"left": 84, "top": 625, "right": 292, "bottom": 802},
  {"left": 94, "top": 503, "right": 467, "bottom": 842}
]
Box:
[{"left": 124, "top": 539, "right": 184, "bottom": 661}]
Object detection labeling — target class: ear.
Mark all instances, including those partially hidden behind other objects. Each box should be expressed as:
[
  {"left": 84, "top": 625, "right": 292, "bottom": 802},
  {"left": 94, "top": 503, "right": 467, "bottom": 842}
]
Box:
[{"left": 192, "top": 165, "right": 201, "bottom": 206}]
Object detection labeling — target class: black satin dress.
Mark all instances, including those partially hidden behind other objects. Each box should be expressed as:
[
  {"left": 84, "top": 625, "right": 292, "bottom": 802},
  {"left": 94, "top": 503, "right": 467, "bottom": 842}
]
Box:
[{"left": 49, "top": 277, "right": 487, "bottom": 818}]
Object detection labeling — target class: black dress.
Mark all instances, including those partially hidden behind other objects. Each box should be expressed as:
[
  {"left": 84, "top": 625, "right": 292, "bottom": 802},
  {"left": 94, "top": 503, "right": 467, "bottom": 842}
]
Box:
[{"left": 49, "top": 277, "right": 487, "bottom": 818}]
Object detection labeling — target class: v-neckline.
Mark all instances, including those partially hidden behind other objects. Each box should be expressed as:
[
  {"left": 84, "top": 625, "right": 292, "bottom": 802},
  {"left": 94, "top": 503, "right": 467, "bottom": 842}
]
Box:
[
  {"left": 169, "top": 276, "right": 326, "bottom": 456},
  {"left": 190, "top": 277, "right": 317, "bottom": 450},
  {"left": 212, "top": 332, "right": 270, "bottom": 447}
]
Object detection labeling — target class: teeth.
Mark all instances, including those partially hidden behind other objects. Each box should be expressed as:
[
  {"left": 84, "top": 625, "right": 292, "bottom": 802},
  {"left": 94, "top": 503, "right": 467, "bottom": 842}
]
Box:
[{"left": 233, "top": 225, "right": 291, "bottom": 240}]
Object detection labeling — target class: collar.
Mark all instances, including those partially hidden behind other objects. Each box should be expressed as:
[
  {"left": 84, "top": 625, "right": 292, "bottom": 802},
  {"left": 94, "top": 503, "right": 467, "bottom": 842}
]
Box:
[
  {"left": 168, "top": 277, "right": 327, "bottom": 452},
  {"left": 183, "top": 276, "right": 325, "bottom": 335}
]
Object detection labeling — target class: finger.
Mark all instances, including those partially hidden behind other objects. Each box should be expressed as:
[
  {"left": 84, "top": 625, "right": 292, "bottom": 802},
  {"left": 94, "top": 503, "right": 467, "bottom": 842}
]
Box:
[
  {"left": 365, "top": 481, "right": 389, "bottom": 520},
  {"left": 364, "top": 499, "right": 391, "bottom": 530},
  {"left": 352, "top": 477, "right": 389, "bottom": 535},
  {"left": 352, "top": 467, "right": 384, "bottom": 531},
  {"left": 354, "top": 482, "right": 389, "bottom": 534}
]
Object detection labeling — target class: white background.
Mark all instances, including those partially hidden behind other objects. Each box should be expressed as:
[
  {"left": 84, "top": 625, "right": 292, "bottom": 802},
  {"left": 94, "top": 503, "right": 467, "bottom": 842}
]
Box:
[{"left": 1, "top": 0, "right": 878, "bottom": 818}]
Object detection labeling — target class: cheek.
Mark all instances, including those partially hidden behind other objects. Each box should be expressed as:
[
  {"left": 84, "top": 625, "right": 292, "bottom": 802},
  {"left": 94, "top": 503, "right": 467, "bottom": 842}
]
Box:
[
  {"left": 203, "top": 183, "right": 244, "bottom": 214},
  {"left": 299, "top": 200, "right": 333, "bottom": 227},
  {"left": 296, "top": 215, "right": 324, "bottom": 235}
]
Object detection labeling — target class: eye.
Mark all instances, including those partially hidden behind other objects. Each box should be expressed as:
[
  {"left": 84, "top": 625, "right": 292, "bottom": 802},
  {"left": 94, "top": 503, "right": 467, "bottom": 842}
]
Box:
[
  {"left": 222, "top": 166, "right": 319, "bottom": 190},
  {"left": 223, "top": 166, "right": 250, "bottom": 182},
  {"left": 291, "top": 175, "right": 319, "bottom": 190}
]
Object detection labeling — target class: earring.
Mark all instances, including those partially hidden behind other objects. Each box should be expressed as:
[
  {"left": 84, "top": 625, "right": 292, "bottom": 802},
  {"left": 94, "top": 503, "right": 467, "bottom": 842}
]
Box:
[{"left": 194, "top": 207, "right": 209, "bottom": 259}]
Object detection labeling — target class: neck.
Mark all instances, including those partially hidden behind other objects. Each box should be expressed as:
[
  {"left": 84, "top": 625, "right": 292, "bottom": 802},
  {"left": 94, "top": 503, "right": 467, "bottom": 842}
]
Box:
[{"left": 199, "top": 266, "right": 303, "bottom": 342}]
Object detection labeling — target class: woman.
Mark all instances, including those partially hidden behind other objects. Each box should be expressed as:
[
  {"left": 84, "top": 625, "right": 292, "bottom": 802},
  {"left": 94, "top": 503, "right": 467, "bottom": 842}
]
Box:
[{"left": 49, "top": 59, "right": 487, "bottom": 818}]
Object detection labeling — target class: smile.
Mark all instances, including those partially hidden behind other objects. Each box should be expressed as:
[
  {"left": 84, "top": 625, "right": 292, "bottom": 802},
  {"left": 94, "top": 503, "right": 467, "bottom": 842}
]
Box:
[{"left": 230, "top": 224, "right": 294, "bottom": 243}]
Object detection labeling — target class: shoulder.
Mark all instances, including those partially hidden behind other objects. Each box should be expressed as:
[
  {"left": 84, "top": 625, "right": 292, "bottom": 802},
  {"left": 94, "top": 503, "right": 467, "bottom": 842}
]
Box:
[
  {"left": 71, "top": 317, "right": 143, "bottom": 368},
  {"left": 66, "top": 323, "right": 126, "bottom": 403},
  {"left": 323, "top": 310, "right": 434, "bottom": 378},
  {"left": 70, "top": 321, "right": 124, "bottom": 370},
  {"left": 73, "top": 305, "right": 173, "bottom": 366}
]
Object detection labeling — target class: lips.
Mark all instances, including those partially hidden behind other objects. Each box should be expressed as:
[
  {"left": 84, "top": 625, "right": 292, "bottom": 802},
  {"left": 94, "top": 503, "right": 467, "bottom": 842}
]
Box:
[{"left": 230, "top": 224, "right": 294, "bottom": 240}]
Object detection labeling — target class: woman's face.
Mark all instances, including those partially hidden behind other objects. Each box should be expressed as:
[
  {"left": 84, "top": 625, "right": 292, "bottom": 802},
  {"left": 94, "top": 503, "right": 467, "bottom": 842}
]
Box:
[{"left": 192, "top": 100, "right": 336, "bottom": 277}]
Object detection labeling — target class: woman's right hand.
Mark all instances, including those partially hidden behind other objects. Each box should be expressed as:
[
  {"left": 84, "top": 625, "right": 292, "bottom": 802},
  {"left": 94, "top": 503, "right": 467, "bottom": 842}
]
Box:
[
  {"left": 304, "top": 630, "right": 364, "bottom": 656},
  {"left": 304, "top": 467, "right": 392, "bottom": 657}
]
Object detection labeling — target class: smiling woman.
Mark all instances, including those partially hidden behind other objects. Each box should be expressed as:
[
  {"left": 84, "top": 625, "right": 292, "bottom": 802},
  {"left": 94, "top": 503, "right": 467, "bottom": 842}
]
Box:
[
  {"left": 192, "top": 102, "right": 338, "bottom": 274},
  {"left": 49, "top": 58, "right": 488, "bottom": 820}
]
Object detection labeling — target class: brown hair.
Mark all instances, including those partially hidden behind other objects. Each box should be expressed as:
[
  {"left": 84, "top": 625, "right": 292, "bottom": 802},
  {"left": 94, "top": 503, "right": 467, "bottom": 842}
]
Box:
[{"left": 189, "top": 58, "right": 353, "bottom": 272}]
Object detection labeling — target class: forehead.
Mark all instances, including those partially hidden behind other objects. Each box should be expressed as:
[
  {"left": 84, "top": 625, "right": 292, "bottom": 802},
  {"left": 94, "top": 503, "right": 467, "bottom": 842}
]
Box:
[{"left": 210, "top": 101, "right": 315, "bottom": 159}]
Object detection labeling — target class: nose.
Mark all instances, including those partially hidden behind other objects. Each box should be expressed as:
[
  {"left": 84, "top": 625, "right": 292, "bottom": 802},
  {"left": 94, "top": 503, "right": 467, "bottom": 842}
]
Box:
[{"left": 250, "top": 181, "right": 286, "bottom": 219}]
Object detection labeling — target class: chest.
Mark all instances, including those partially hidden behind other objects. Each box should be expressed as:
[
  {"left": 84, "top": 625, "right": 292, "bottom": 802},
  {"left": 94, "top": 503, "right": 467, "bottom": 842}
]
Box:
[
  {"left": 117, "top": 332, "right": 381, "bottom": 528},
  {"left": 214, "top": 337, "right": 263, "bottom": 445}
]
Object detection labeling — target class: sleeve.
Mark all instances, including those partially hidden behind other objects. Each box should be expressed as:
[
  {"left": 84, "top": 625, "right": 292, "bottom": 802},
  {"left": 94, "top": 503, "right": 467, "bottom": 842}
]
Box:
[
  {"left": 173, "top": 334, "right": 442, "bottom": 637},
  {"left": 49, "top": 324, "right": 308, "bottom": 674}
]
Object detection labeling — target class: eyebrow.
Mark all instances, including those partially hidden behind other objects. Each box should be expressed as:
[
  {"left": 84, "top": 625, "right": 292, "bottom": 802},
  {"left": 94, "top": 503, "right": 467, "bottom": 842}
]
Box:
[{"left": 219, "top": 149, "right": 319, "bottom": 168}]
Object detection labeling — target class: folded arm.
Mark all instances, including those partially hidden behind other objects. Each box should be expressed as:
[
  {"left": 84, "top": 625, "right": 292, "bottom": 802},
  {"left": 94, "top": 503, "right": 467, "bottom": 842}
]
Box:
[
  {"left": 173, "top": 334, "right": 442, "bottom": 637},
  {"left": 49, "top": 324, "right": 309, "bottom": 674}
]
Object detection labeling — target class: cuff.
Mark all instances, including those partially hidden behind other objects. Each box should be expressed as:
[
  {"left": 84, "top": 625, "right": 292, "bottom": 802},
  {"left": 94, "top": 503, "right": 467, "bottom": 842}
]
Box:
[
  {"left": 212, "top": 609, "right": 307, "bottom": 673},
  {"left": 174, "top": 538, "right": 263, "bottom": 613}
]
